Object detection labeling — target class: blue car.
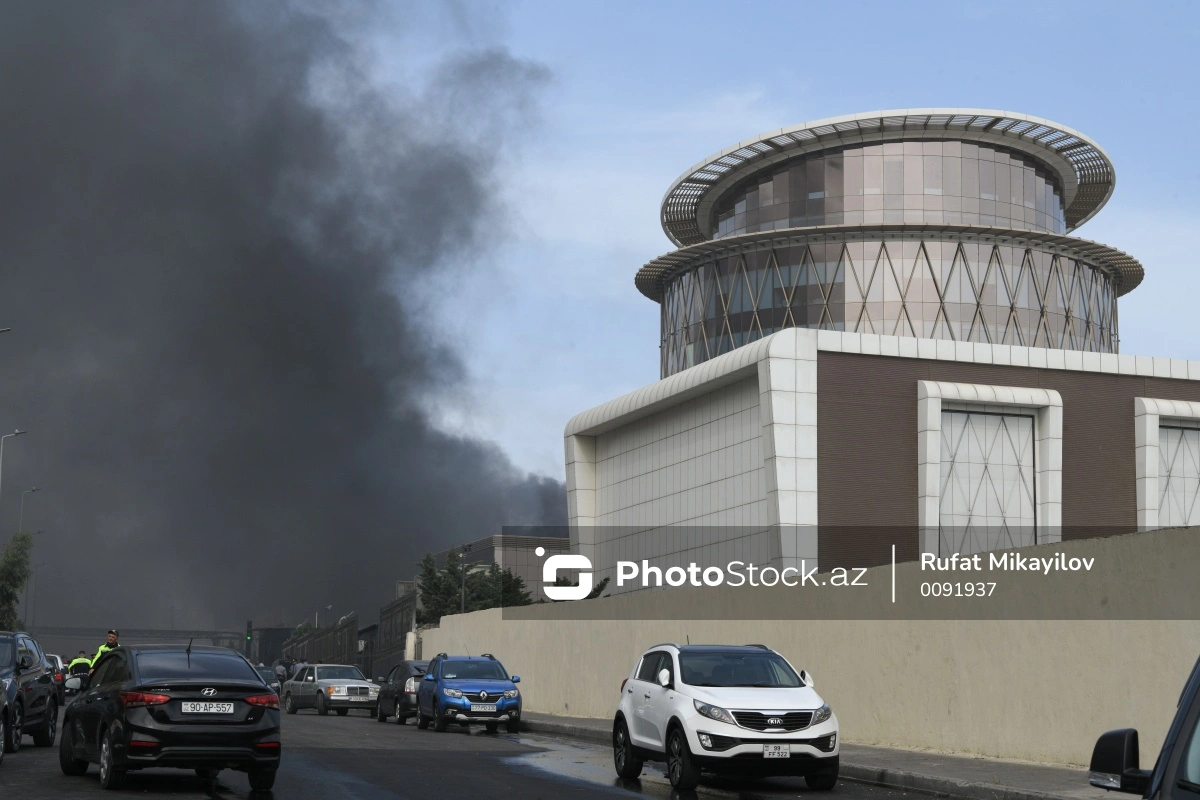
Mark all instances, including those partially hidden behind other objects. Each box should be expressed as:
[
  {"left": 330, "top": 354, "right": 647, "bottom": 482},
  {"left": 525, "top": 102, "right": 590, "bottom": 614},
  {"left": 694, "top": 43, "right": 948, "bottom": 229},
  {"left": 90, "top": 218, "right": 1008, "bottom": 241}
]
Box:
[{"left": 416, "top": 654, "right": 521, "bottom": 733}]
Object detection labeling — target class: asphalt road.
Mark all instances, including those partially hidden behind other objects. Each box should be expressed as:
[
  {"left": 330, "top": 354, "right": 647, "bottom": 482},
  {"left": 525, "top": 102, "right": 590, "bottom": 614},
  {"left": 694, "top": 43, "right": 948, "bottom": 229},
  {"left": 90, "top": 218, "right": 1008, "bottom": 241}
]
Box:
[{"left": 0, "top": 705, "right": 932, "bottom": 800}]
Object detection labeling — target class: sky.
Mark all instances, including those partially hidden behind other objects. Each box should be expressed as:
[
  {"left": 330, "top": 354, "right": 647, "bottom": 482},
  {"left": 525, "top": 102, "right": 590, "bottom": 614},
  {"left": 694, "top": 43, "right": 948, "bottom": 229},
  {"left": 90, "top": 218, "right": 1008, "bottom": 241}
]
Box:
[
  {"left": 420, "top": 0, "right": 1200, "bottom": 478},
  {"left": 1, "top": 1, "right": 1197, "bottom": 631}
]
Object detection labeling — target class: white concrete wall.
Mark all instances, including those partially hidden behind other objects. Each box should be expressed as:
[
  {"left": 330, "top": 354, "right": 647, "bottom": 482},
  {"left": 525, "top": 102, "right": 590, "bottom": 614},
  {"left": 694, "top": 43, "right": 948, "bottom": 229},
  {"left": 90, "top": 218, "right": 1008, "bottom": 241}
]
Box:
[{"left": 422, "top": 527, "right": 1200, "bottom": 767}]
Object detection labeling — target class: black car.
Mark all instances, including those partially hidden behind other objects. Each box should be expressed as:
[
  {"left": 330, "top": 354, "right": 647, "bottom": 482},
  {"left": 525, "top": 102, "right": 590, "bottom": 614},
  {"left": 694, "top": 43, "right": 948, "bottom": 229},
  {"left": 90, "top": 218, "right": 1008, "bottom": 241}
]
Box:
[
  {"left": 255, "top": 666, "right": 281, "bottom": 695},
  {"left": 1, "top": 630, "right": 59, "bottom": 756},
  {"left": 60, "top": 644, "right": 281, "bottom": 791},
  {"left": 374, "top": 660, "right": 429, "bottom": 724},
  {"left": 1088, "top": 652, "right": 1200, "bottom": 800}
]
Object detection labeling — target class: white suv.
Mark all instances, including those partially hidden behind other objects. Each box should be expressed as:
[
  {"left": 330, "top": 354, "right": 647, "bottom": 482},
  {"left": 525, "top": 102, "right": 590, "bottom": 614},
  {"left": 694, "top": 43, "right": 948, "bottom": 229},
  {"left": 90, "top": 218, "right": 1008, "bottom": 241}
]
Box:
[{"left": 612, "top": 643, "right": 839, "bottom": 791}]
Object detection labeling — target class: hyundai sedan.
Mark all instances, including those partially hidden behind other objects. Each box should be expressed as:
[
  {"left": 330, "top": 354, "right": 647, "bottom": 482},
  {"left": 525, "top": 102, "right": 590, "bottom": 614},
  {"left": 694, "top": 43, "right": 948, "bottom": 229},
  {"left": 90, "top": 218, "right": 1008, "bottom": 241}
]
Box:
[{"left": 60, "top": 644, "right": 280, "bottom": 791}]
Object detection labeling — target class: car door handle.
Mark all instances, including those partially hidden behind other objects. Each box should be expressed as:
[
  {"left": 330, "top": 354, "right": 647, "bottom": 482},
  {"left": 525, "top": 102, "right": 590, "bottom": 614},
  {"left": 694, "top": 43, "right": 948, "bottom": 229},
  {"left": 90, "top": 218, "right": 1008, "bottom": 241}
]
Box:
[{"left": 643, "top": 693, "right": 651, "bottom": 699}]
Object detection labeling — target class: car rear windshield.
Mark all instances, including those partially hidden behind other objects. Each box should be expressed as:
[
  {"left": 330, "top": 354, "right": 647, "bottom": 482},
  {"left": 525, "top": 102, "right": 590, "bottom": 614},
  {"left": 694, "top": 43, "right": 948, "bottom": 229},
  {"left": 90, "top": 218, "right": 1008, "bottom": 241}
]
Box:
[
  {"left": 441, "top": 661, "right": 508, "bottom": 680},
  {"left": 316, "top": 666, "right": 365, "bottom": 681},
  {"left": 256, "top": 668, "right": 276, "bottom": 681},
  {"left": 135, "top": 652, "right": 260, "bottom": 681},
  {"left": 679, "top": 652, "right": 802, "bottom": 688}
]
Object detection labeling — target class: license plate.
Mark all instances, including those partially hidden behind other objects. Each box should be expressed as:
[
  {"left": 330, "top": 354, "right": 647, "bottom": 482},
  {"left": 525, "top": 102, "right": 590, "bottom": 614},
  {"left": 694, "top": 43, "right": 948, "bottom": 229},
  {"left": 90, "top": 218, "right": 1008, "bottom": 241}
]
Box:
[
  {"left": 181, "top": 702, "right": 234, "bottom": 714},
  {"left": 351, "top": 696, "right": 370, "bottom": 701},
  {"left": 470, "top": 704, "right": 498, "bottom": 712},
  {"left": 763, "top": 744, "right": 790, "bottom": 758}
]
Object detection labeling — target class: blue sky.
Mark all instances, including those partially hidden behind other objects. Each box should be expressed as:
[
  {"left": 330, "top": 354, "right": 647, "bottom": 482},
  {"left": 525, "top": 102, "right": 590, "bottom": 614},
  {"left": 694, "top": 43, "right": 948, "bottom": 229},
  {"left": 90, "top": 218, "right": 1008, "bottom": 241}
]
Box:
[{"left": 401, "top": 0, "right": 1200, "bottom": 478}]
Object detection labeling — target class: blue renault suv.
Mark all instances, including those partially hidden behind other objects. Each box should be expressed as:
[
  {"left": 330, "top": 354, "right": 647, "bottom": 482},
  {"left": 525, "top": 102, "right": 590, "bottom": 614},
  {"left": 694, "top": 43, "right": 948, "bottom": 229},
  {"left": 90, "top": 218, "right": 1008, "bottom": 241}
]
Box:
[{"left": 416, "top": 654, "right": 521, "bottom": 733}]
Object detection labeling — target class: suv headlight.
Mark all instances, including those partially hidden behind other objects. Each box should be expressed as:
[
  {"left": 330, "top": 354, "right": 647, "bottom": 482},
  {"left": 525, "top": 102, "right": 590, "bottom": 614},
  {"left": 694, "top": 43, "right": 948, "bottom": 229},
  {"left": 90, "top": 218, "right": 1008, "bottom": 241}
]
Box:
[
  {"left": 442, "top": 687, "right": 463, "bottom": 698},
  {"left": 812, "top": 703, "right": 832, "bottom": 725},
  {"left": 694, "top": 700, "right": 737, "bottom": 726},
  {"left": 503, "top": 689, "right": 519, "bottom": 699}
]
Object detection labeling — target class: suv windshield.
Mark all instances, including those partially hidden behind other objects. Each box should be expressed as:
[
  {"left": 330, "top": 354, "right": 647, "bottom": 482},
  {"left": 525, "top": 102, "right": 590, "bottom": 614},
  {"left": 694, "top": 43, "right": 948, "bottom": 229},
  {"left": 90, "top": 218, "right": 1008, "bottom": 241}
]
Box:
[
  {"left": 136, "top": 652, "right": 260, "bottom": 681},
  {"left": 441, "top": 661, "right": 508, "bottom": 680},
  {"left": 317, "top": 666, "right": 365, "bottom": 681},
  {"left": 679, "top": 652, "right": 802, "bottom": 688}
]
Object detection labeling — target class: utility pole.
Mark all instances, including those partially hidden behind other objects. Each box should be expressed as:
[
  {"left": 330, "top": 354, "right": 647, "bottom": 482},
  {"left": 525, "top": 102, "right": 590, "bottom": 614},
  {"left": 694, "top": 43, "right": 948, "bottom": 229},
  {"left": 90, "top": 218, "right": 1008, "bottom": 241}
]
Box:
[{"left": 460, "top": 544, "right": 473, "bottom": 613}]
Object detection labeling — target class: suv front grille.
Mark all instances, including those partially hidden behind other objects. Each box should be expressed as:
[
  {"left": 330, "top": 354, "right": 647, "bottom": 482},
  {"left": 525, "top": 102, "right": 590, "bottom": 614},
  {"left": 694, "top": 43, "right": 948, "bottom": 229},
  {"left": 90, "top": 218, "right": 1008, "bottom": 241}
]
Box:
[
  {"left": 732, "top": 711, "right": 813, "bottom": 731},
  {"left": 347, "top": 686, "right": 370, "bottom": 696},
  {"left": 463, "top": 691, "right": 503, "bottom": 702}
]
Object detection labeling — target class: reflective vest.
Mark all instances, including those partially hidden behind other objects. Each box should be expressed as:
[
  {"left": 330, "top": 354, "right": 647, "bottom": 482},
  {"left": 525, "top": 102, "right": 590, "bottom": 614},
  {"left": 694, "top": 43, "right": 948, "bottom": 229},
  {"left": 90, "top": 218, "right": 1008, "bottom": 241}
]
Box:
[
  {"left": 68, "top": 656, "right": 91, "bottom": 670},
  {"left": 92, "top": 643, "right": 118, "bottom": 664}
]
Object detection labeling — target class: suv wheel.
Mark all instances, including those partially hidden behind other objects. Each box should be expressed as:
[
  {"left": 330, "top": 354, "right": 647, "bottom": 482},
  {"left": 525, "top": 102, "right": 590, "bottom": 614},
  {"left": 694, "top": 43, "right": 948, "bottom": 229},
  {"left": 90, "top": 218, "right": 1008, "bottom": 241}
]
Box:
[
  {"left": 433, "top": 702, "right": 448, "bottom": 733},
  {"left": 33, "top": 699, "right": 57, "bottom": 746},
  {"left": 805, "top": 756, "right": 839, "bottom": 790},
  {"left": 613, "top": 719, "right": 643, "bottom": 779},
  {"left": 666, "top": 727, "right": 701, "bottom": 790},
  {"left": 505, "top": 717, "right": 520, "bottom": 734},
  {"left": 3, "top": 703, "right": 21, "bottom": 753},
  {"left": 416, "top": 707, "right": 430, "bottom": 729},
  {"left": 376, "top": 700, "right": 387, "bottom": 722},
  {"left": 248, "top": 768, "right": 276, "bottom": 791}
]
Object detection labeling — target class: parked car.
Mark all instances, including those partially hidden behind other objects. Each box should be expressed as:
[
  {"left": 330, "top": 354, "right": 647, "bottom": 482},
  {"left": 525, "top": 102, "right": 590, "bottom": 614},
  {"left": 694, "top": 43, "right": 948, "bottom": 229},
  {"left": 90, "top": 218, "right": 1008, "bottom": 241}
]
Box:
[
  {"left": 46, "top": 654, "right": 67, "bottom": 705},
  {"left": 1087, "top": 652, "right": 1200, "bottom": 800},
  {"left": 374, "top": 660, "right": 429, "bottom": 724},
  {"left": 255, "top": 666, "right": 281, "bottom": 695},
  {"left": 612, "top": 643, "right": 839, "bottom": 791},
  {"left": 0, "top": 630, "right": 59, "bottom": 755},
  {"left": 281, "top": 664, "right": 379, "bottom": 716},
  {"left": 416, "top": 653, "right": 521, "bottom": 734},
  {"left": 60, "top": 643, "right": 280, "bottom": 791}
]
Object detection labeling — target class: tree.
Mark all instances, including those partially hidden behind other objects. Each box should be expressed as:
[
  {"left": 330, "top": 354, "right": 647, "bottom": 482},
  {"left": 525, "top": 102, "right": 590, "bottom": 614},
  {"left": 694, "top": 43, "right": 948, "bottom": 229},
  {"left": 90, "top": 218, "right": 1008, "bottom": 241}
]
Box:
[
  {"left": 545, "top": 574, "right": 610, "bottom": 602},
  {"left": 415, "top": 549, "right": 533, "bottom": 624},
  {"left": 0, "top": 531, "right": 33, "bottom": 630},
  {"left": 292, "top": 620, "right": 313, "bottom": 638}
]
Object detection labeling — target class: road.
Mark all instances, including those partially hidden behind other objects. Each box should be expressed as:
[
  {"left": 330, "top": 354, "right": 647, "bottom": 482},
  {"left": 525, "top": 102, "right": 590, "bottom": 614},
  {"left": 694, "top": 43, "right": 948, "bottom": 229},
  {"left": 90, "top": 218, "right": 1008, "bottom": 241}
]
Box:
[{"left": 0, "top": 706, "right": 930, "bottom": 800}]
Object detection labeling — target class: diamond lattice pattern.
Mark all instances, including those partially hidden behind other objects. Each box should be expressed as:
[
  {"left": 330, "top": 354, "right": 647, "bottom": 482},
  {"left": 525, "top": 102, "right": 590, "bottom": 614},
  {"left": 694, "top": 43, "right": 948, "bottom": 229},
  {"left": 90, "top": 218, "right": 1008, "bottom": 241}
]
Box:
[
  {"left": 1159, "top": 426, "right": 1200, "bottom": 527},
  {"left": 938, "top": 411, "right": 1036, "bottom": 556},
  {"left": 660, "top": 239, "right": 1117, "bottom": 377}
]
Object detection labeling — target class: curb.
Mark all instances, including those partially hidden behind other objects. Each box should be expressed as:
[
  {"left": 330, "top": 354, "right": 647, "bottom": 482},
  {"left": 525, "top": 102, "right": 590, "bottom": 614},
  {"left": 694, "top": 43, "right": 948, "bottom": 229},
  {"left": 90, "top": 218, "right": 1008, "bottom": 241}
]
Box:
[{"left": 520, "top": 718, "right": 1076, "bottom": 800}]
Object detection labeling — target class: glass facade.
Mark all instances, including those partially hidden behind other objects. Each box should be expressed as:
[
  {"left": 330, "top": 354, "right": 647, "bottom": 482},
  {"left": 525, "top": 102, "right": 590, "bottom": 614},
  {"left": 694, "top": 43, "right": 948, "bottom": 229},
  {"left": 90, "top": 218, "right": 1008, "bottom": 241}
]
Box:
[
  {"left": 938, "top": 411, "right": 1036, "bottom": 556},
  {"left": 712, "top": 141, "right": 1066, "bottom": 238},
  {"left": 659, "top": 238, "right": 1118, "bottom": 377},
  {"left": 1159, "top": 424, "right": 1200, "bottom": 527}
]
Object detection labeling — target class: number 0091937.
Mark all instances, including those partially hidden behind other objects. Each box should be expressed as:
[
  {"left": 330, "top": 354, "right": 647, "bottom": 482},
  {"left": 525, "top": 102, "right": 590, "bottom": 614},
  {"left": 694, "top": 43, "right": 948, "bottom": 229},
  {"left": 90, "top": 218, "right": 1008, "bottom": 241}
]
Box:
[{"left": 920, "top": 582, "right": 997, "bottom": 597}]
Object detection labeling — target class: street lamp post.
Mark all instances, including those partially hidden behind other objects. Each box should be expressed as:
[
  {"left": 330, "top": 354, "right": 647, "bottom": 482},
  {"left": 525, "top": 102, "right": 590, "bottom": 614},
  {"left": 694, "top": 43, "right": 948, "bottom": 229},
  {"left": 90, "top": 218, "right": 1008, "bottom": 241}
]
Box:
[
  {"left": 0, "top": 429, "right": 26, "bottom": 513},
  {"left": 18, "top": 486, "right": 41, "bottom": 533},
  {"left": 460, "top": 544, "right": 474, "bottom": 613},
  {"left": 315, "top": 604, "right": 332, "bottom": 628}
]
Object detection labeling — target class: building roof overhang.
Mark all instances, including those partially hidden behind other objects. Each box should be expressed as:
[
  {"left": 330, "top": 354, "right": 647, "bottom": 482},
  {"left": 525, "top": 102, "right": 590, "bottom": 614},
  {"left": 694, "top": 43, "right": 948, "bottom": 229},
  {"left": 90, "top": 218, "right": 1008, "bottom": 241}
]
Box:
[
  {"left": 635, "top": 223, "right": 1144, "bottom": 302},
  {"left": 660, "top": 109, "right": 1115, "bottom": 247}
]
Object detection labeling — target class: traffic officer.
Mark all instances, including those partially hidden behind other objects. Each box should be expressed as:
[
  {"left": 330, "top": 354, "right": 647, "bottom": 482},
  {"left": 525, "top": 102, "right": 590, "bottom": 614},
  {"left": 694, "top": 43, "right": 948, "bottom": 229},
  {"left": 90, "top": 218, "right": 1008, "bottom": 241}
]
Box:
[
  {"left": 67, "top": 650, "right": 91, "bottom": 673},
  {"left": 90, "top": 629, "right": 120, "bottom": 669}
]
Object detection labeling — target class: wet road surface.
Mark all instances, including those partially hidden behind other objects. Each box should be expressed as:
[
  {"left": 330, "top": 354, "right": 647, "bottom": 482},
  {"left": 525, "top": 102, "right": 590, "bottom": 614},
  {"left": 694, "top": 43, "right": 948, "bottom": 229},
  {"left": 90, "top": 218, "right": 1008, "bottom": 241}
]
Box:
[{"left": 0, "top": 705, "right": 935, "bottom": 799}]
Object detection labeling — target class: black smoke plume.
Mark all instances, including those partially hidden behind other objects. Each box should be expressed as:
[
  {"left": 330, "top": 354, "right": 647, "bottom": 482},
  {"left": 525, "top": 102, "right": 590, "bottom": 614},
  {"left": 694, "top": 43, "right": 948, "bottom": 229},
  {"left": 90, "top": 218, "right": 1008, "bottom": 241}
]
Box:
[{"left": 0, "top": 1, "right": 562, "bottom": 632}]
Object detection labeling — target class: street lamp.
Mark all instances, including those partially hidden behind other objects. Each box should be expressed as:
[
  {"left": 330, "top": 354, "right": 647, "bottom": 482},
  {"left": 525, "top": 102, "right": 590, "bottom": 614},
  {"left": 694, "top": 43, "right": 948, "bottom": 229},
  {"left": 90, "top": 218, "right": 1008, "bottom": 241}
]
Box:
[
  {"left": 18, "top": 486, "right": 41, "bottom": 533},
  {"left": 315, "top": 604, "right": 332, "bottom": 628},
  {"left": 0, "top": 429, "right": 26, "bottom": 511}
]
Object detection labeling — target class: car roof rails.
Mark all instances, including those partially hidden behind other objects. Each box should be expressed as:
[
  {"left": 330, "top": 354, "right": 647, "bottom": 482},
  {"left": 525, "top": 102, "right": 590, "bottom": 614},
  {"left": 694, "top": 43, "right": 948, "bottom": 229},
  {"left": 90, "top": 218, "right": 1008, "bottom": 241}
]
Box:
[
  {"left": 744, "top": 644, "right": 771, "bottom": 650},
  {"left": 436, "top": 652, "right": 448, "bottom": 659},
  {"left": 648, "top": 643, "right": 682, "bottom": 650},
  {"left": 481, "top": 653, "right": 496, "bottom": 660}
]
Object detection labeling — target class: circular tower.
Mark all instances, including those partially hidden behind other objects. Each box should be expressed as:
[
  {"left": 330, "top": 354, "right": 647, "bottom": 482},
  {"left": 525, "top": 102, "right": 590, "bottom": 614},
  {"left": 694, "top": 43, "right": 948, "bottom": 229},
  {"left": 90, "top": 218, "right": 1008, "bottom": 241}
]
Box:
[{"left": 637, "top": 109, "right": 1144, "bottom": 377}]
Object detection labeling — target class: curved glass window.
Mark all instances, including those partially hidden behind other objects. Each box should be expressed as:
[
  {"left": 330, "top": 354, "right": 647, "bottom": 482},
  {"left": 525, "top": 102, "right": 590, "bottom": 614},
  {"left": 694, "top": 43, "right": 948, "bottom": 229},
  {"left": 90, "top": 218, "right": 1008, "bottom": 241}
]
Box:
[
  {"left": 659, "top": 238, "right": 1117, "bottom": 377},
  {"left": 711, "top": 141, "right": 1066, "bottom": 239}
]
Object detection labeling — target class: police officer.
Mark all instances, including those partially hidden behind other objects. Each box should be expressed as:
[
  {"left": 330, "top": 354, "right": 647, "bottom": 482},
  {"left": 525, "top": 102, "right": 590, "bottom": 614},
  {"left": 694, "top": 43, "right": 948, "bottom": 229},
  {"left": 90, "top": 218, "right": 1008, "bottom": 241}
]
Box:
[
  {"left": 67, "top": 650, "right": 91, "bottom": 674},
  {"left": 90, "top": 629, "right": 120, "bottom": 670}
]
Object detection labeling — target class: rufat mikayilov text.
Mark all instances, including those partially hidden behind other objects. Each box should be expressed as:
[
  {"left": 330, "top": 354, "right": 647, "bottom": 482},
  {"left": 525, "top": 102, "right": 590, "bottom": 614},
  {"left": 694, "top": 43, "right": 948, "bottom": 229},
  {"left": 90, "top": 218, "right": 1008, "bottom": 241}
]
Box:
[{"left": 921, "top": 552, "right": 1096, "bottom": 574}]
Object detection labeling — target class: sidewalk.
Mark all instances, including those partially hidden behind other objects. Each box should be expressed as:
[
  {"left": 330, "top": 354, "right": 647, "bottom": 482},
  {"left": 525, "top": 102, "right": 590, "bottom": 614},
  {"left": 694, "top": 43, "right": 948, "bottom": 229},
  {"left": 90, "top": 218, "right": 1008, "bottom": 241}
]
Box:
[{"left": 520, "top": 713, "right": 1112, "bottom": 800}]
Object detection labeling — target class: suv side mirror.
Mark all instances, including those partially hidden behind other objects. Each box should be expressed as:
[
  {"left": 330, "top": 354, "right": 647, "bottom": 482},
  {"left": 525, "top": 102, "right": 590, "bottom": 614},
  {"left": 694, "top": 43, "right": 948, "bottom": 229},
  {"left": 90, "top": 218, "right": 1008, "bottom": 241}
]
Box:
[
  {"left": 657, "top": 668, "right": 671, "bottom": 688},
  {"left": 375, "top": 676, "right": 387, "bottom": 684},
  {"left": 65, "top": 676, "right": 83, "bottom": 691},
  {"left": 800, "top": 669, "right": 813, "bottom": 688},
  {"left": 511, "top": 675, "right": 520, "bottom": 683},
  {"left": 424, "top": 672, "right": 436, "bottom": 681},
  {"left": 1089, "top": 729, "right": 1151, "bottom": 794}
]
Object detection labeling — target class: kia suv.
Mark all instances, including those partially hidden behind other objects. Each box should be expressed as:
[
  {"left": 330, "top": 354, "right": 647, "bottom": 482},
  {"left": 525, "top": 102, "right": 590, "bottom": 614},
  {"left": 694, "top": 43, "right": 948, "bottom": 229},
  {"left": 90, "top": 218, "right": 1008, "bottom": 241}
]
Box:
[
  {"left": 612, "top": 643, "right": 839, "bottom": 791},
  {"left": 416, "top": 654, "right": 521, "bottom": 734},
  {"left": 1, "top": 630, "right": 59, "bottom": 755}
]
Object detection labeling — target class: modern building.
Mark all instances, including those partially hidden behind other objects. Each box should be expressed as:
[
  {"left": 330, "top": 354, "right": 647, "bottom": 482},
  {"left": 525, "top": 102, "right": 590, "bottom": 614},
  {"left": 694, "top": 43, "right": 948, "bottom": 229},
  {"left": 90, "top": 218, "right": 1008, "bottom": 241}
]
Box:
[{"left": 565, "top": 109, "right": 1200, "bottom": 587}]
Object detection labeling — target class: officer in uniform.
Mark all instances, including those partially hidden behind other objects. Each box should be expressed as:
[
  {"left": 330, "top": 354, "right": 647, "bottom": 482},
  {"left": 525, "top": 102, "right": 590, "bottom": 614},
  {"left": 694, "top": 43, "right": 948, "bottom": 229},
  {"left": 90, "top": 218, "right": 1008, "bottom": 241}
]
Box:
[
  {"left": 67, "top": 650, "right": 92, "bottom": 673},
  {"left": 90, "top": 629, "right": 120, "bottom": 671}
]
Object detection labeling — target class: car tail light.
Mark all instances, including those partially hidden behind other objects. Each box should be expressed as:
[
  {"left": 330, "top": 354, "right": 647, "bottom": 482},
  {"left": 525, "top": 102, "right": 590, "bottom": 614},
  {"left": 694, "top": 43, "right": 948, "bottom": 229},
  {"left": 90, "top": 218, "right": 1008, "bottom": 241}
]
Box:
[
  {"left": 255, "top": 741, "right": 281, "bottom": 752},
  {"left": 245, "top": 693, "right": 279, "bottom": 709},
  {"left": 120, "top": 691, "right": 171, "bottom": 708},
  {"left": 404, "top": 677, "right": 416, "bottom": 695},
  {"left": 54, "top": 673, "right": 63, "bottom": 682}
]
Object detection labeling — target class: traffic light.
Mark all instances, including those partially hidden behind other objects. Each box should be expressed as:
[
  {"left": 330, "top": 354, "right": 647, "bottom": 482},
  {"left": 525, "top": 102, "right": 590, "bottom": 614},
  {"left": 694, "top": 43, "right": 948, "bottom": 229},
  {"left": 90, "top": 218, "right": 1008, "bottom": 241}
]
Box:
[{"left": 245, "top": 620, "right": 253, "bottom": 656}]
